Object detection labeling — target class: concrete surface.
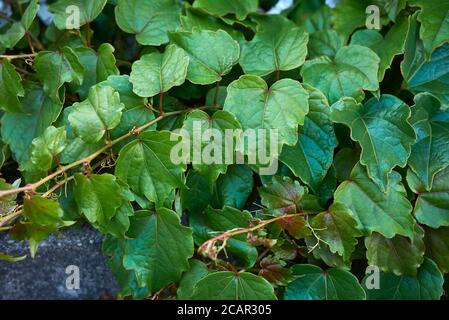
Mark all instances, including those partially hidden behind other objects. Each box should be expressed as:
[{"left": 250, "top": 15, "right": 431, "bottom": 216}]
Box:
[{"left": 0, "top": 224, "right": 118, "bottom": 300}]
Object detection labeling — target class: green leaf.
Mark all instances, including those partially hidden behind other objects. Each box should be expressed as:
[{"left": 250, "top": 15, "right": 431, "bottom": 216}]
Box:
[
  {"left": 115, "top": 130, "right": 187, "bottom": 206},
  {"left": 0, "top": 252, "right": 26, "bottom": 262},
  {"left": 71, "top": 44, "right": 119, "bottom": 99},
  {"left": 281, "top": 85, "right": 337, "bottom": 191},
  {"left": 115, "top": 0, "right": 182, "bottom": 46},
  {"left": 177, "top": 259, "right": 209, "bottom": 300},
  {"left": 224, "top": 75, "right": 309, "bottom": 151},
  {"left": 68, "top": 84, "right": 125, "bottom": 144},
  {"left": 424, "top": 226, "right": 449, "bottom": 273},
  {"left": 240, "top": 14, "right": 308, "bottom": 77},
  {"left": 192, "top": 271, "right": 277, "bottom": 300},
  {"left": 50, "top": 0, "right": 108, "bottom": 30},
  {"left": 23, "top": 195, "right": 64, "bottom": 227},
  {"left": 408, "top": 93, "right": 449, "bottom": 191},
  {"left": 0, "top": 59, "right": 24, "bottom": 113},
  {"left": 408, "top": 167, "right": 449, "bottom": 228},
  {"left": 331, "top": 95, "right": 416, "bottom": 191},
  {"left": 35, "top": 47, "right": 84, "bottom": 102},
  {"left": 182, "top": 110, "right": 241, "bottom": 186},
  {"left": 169, "top": 29, "right": 239, "bottom": 85},
  {"left": 363, "top": 257, "right": 444, "bottom": 300},
  {"left": 301, "top": 45, "right": 380, "bottom": 104},
  {"left": 409, "top": 0, "right": 449, "bottom": 56},
  {"left": 350, "top": 16, "right": 410, "bottom": 81},
  {"left": 192, "top": 0, "right": 258, "bottom": 20},
  {"left": 307, "top": 29, "right": 342, "bottom": 59},
  {"left": 1, "top": 83, "right": 62, "bottom": 164},
  {"left": 284, "top": 264, "right": 366, "bottom": 300},
  {"left": 311, "top": 203, "right": 362, "bottom": 262},
  {"left": 73, "top": 173, "right": 123, "bottom": 225},
  {"left": 0, "top": 0, "right": 39, "bottom": 48},
  {"left": 365, "top": 224, "right": 425, "bottom": 276},
  {"left": 122, "top": 209, "right": 194, "bottom": 294},
  {"left": 190, "top": 206, "right": 258, "bottom": 268},
  {"left": 129, "top": 45, "right": 189, "bottom": 97},
  {"left": 334, "top": 163, "right": 415, "bottom": 239}
]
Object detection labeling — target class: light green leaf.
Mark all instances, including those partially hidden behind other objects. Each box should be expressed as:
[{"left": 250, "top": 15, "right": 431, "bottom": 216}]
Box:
[
  {"left": 50, "top": 0, "right": 107, "bottom": 30},
  {"left": 122, "top": 209, "right": 194, "bottom": 294},
  {"left": 307, "top": 29, "right": 342, "bottom": 59},
  {"left": 334, "top": 163, "right": 415, "bottom": 239},
  {"left": 284, "top": 264, "right": 365, "bottom": 300},
  {"left": 311, "top": 203, "right": 362, "bottom": 262},
  {"left": 192, "top": 271, "right": 277, "bottom": 300},
  {"left": 0, "top": 59, "right": 24, "bottom": 113},
  {"left": 363, "top": 257, "right": 444, "bottom": 300},
  {"left": 0, "top": 252, "right": 26, "bottom": 262},
  {"left": 169, "top": 29, "right": 239, "bottom": 85},
  {"left": 192, "top": 0, "right": 258, "bottom": 20},
  {"left": 68, "top": 85, "right": 124, "bottom": 144},
  {"left": 240, "top": 14, "right": 308, "bottom": 77},
  {"left": 73, "top": 173, "right": 123, "bottom": 225},
  {"left": 281, "top": 85, "right": 337, "bottom": 191},
  {"left": 115, "top": 0, "right": 182, "bottom": 46},
  {"left": 115, "top": 130, "right": 187, "bottom": 206},
  {"left": 129, "top": 45, "right": 189, "bottom": 97},
  {"left": 365, "top": 224, "right": 425, "bottom": 276},
  {"left": 35, "top": 47, "right": 84, "bottom": 102},
  {"left": 424, "top": 226, "right": 449, "bottom": 274},
  {"left": 330, "top": 95, "right": 416, "bottom": 191},
  {"left": 23, "top": 195, "right": 64, "bottom": 227},
  {"left": 301, "top": 45, "right": 380, "bottom": 104}
]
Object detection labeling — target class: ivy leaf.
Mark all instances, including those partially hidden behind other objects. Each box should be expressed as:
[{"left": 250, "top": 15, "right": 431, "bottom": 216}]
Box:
[
  {"left": 73, "top": 173, "right": 123, "bottom": 225},
  {"left": 307, "top": 29, "right": 342, "bottom": 59},
  {"left": 115, "top": 0, "right": 182, "bottom": 46},
  {"left": 409, "top": 0, "right": 449, "bottom": 56},
  {"left": 240, "top": 14, "right": 308, "bottom": 77},
  {"left": 350, "top": 16, "right": 410, "bottom": 81},
  {"left": 50, "top": 0, "right": 107, "bottom": 30},
  {"left": 408, "top": 167, "right": 449, "bottom": 229},
  {"left": 0, "top": 59, "right": 24, "bottom": 113},
  {"left": 192, "top": 0, "right": 258, "bottom": 20},
  {"left": 115, "top": 130, "right": 187, "bottom": 206},
  {"left": 71, "top": 44, "right": 119, "bottom": 99},
  {"left": 0, "top": 0, "right": 39, "bottom": 48},
  {"left": 182, "top": 110, "right": 241, "bottom": 186},
  {"left": 363, "top": 257, "right": 444, "bottom": 300},
  {"left": 259, "top": 256, "right": 294, "bottom": 287},
  {"left": 192, "top": 271, "right": 277, "bottom": 300},
  {"left": 169, "top": 29, "right": 239, "bottom": 85},
  {"left": 408, "top": 93, "right": 449, "bottom": 191},
  {"left": 334, "top": 163, "right": 415, "bottom": 239},
  {"left": 424, "top": 226, "right": 449, "bottom": 274},
  {"left": 68, "top": 85, "right": 125, "bottom": 144},
  {"left": 311, "top": 203, "right": 362, "bottom": 262},
  {"left": 284, "top": 264, "right": 366, "bottom": 300},
  {"left": 23, "top": 195, "right": 64, "bottom": 227},
  {"left": 23, "top": 126, "right": 66, "bottom": 172},
  {"left": 129, "top": 45, "right": 189, "bottom": 98},
  {"left": 301, "top": 45, "right": 380, "bottom": 104},
  {"left": 122, "top": 209, "right": 194, "bottom": 294},
  {"left": 365, "top": 225, "right": 425, "bottom": 276},
  {"left": 224, "top": 75, "right": 309, "bottom": 151},
  {"left": 331, "top": 95, "right": 416, "bottom": 191},
  {"left": 35, "top": 47, "right": 84, "bottom": 103},
  {"left": 1, "top": 83, "right": 62, "bottom": 164},
  {"left": 177, "top": 260, "right": 209, "bottom": 300},
  {"left": 281, "top": 85, "right": 337, "bottom": 192},
  {"left": 190, "top": 206, "right": 258, "bottom": 268}
]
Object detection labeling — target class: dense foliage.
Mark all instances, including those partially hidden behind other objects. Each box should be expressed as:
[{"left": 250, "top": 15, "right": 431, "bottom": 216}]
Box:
[{"left": 0, "top": 0, "right": 449, "bottom": 300}]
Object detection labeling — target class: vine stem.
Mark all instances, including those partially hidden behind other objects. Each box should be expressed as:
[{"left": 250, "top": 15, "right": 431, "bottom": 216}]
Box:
[
  {"left": 0, "top": 108, "right": 195, "bottom": 201},
  {"left": 198, "top": 213, "right": 307, "bottom": 256},
  {"left": 0, "top": 53, "right": 38, "bottom": 60}
]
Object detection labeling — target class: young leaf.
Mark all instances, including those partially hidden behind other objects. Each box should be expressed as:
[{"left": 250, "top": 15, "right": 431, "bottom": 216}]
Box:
[
  {"left": 23, "top": 195, "right": 64, "bottom": 227},
  {"left": 68, "top": 85, "right": 125, "bottom": 144},
  {"left": 129, "top": 45, "right": 189, "bottom": 98},
  {"left": 331, "top": 95, "right": 416, "bottom": 191},
  {"left": 240, "top": 14, "right": 309, "bottom": 77},
  {"left": 0, "top": 59, "right": 24, "bottom": 113},
  {"left": 115, "top": 0, "right": 182, "bottom": 46},
  {"left": 169, "top": 29, "right": 239, "bottom": 85},
  {"left": 50, "top": 0, "right": 108, "bottom": 30},
  {"left": 191, "top": 271, "right": 277, "bottom": 300},
  {"left": 301, "top": 45, "right": 380, "bottom": 104}
]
